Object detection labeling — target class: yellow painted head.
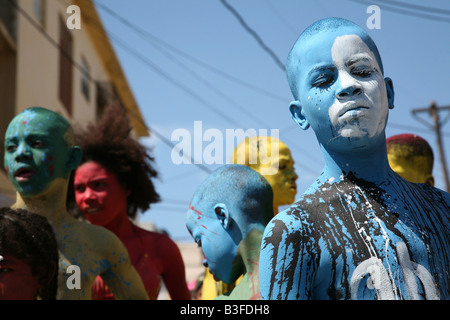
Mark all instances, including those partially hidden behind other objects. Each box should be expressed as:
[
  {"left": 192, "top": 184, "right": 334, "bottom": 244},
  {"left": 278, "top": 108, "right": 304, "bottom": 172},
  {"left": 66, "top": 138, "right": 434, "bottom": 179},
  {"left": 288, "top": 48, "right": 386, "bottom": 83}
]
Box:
[{"left": 386, "top": 134, "right": 434, "bottom": 186}]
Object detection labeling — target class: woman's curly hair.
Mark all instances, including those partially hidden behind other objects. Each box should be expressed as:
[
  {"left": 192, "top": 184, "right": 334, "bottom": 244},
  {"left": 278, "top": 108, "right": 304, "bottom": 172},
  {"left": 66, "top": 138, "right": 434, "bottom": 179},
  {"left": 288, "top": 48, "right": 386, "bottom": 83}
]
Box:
[
  {"left": 69, "top": 103, "right": 160, "bottom": 219},
  {"left": 0, "top": 207, "right": 59, "bottom": 300}
]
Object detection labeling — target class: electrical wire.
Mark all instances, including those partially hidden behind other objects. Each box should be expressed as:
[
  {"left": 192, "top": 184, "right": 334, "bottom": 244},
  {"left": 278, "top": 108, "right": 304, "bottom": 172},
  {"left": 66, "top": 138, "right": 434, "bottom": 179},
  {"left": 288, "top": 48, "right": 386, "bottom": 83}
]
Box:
[
  {"left": 8, "top": 0, "right": 213, "bottom": 174},
  {"left": 91, "top": 0, "right": 322, "bottom": 171},
  {"left": 92, "top": 0, "right": 287, "bottom": 103},
  {"left": 347, "top": 0, "right": 450, "bottom": 24},
  {"left": 219, "top": 0, "right": 285, "bottom": 70}
]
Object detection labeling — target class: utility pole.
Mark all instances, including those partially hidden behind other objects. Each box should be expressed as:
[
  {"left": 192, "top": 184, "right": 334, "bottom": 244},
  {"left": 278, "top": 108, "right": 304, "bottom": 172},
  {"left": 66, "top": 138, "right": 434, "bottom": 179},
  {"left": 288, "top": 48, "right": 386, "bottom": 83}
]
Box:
[{"left": 412, "top": 101, "right": 450, "bottom": 192}]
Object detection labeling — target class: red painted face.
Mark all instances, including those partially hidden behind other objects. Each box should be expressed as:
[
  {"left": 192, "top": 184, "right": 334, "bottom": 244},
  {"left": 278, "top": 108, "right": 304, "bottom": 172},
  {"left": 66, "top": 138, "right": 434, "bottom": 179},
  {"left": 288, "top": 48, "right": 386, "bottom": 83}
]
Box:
[
  {"left": 74, "top": 162, "right": 129, "bottom": 226},
  {"left": 0, "top": 255, "right": 40, "bottom": 300}
]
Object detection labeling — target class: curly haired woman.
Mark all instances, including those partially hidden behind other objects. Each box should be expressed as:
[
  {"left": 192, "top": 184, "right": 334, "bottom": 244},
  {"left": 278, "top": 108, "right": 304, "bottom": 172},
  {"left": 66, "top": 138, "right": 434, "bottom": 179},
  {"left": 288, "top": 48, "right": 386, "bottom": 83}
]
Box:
[{"left": 69, "top": 103, "right": 190, "bottom": 300}]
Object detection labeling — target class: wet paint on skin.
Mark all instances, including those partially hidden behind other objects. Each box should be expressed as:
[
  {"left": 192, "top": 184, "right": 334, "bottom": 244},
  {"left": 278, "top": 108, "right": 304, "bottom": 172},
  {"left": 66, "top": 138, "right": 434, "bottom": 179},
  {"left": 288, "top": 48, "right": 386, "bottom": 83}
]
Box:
[
  {"left": 261, "top": 171, "right": 449, "bottom": 300},
  {"left": 186, "top": 165, "right": 272, "bottom": 298},
  {"left": 4, "top": 108, "right": 149, "bottom": 300},
  {"left": 3, "top": 108, "right": 72, "bottom": 197},
  {"left": 259, "top": 18, "right": 449, "bottom": 301},
  {"left": 290, "top": 32, "right": 391, "bottom": 155}
]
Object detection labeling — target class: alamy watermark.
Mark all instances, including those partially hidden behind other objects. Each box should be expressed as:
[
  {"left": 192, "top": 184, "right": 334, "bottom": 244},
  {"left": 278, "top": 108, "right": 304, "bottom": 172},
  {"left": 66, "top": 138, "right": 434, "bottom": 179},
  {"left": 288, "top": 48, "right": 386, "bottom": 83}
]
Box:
[
  {"left": 170, "top": 121, "right": 280, "bottom": 175},
  {"left": 66, "top": 265, "right": 81, "bottom": 289},
  {"left": 366, "top": 5, "right": 381, "bottom": 30},
  {"left": 66, "top": 5, "right": 81, "bottom": 30}
]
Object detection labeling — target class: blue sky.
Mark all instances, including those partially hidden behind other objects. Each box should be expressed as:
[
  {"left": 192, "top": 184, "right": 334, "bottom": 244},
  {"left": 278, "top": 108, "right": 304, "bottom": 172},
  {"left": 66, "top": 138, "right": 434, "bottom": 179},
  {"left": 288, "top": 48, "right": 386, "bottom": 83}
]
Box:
[{"left": 94, "top": 0, "right": 450, "bottom": 243}]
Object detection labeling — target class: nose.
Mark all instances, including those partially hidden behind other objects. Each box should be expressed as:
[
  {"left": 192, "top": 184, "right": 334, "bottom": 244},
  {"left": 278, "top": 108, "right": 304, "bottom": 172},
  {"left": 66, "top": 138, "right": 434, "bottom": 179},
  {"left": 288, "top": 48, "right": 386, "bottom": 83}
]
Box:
[
  {"left": 336, "top": 74, "right": 362, "bottom": 99},
  {"left": 15, "top": 142, "right": 32, "bottom": 161},
  {"left": 291, "top": 168, "right": 298, "bottom": 180},
  {"left": 336, "top": 85, "right": 362, "bottom": 99},
  {"left": 83, "top": 187, "right": 98, "bottom": 203}
]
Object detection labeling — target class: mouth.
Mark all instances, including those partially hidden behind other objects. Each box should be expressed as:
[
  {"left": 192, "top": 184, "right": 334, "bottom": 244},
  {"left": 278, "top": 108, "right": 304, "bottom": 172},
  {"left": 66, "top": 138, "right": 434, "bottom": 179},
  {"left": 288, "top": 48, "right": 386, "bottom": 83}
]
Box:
[
  {"left": 339, "top": 103, "right": 369, "bottom": 118},
  {"left": 14, "top": 168, "right": 35, "bottom": 181},
  {"left": 83, "top": 207, "right": 102, "bottom": 215}
]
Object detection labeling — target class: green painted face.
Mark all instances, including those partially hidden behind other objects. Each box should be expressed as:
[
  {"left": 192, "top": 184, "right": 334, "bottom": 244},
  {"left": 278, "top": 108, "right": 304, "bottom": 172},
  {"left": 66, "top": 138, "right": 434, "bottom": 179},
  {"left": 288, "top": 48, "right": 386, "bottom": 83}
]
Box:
[{"left": 4, "top": 107, "right": 77, "bottom": 197}]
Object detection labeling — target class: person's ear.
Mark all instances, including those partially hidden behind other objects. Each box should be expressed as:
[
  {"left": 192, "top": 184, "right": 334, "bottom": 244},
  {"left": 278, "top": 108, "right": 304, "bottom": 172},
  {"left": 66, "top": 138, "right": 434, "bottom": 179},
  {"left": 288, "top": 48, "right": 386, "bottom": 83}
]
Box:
[
  {"left": 214, "top": 203, "right": 231, "bottom": 229},
  {"left": 425, "top": 175, "right": 435, "bottom": 187},
  {"left": 289, "top": 101, "right": 310, "bottom": 130},
  {"left": 385, "top": 77, "right": 395, "bottom": 109},
  {"left": 65, "top": 146, "right": 82, "bottom": 172}
]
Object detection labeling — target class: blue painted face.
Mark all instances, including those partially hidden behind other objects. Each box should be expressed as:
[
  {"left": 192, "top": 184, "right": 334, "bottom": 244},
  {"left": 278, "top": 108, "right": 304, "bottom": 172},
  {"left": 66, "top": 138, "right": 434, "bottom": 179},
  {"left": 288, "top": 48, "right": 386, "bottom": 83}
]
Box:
[
  {"left": 4, "top": 108, "right": 75, "bottom": 197},
  {"left": 289, "top": 26, "right": 394, "bottom": 153},
  {"left": 186, "top": 198, "right": 241, "bottom": 284},
  {"left": 185, "top": 164, "right": 272, "bottom": 284}
]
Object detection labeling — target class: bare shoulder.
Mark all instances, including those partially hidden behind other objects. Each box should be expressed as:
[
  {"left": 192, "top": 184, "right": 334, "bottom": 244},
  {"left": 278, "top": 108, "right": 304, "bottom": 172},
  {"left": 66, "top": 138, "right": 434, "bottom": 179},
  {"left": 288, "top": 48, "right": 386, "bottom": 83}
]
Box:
[
  {"left": 263, "top": 200, "right": 308, "bottom": 244},
  {"left": 415, "top": 182, "right": 450, "bottom": 210},
  {"left": 135, "top": 225, "right": 177, "bottom": 247},
  {"left": 69, "top": 219, "right": 126, "bottom": 253}
]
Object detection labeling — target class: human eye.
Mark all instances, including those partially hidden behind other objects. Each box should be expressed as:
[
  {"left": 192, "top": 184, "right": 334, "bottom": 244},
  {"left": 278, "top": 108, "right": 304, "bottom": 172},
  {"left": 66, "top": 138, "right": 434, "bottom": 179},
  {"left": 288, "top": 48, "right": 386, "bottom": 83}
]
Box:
[
  {"left": 351, "top": 65, "right": 374, "bottom": 78},
  {"left": 6, "top": 144, "right": 17, "bottom": 153},
  {"left": 94, "top": 181, "right": 107, "bottom": 189},
  {"left": 74, "top": 184, "right": 86, "bottom": 193},
  {"left": 312, "top": 72, "right": 334, "bottom": 88},
  {"left": 30, "top": 138, "right": 47, "bottom": 148},
  {"left": 32, "top": 141, "right": 45, "bottom": 148},
  {"left": 5, "top": 139, "right": 17, "bottom": 153}
]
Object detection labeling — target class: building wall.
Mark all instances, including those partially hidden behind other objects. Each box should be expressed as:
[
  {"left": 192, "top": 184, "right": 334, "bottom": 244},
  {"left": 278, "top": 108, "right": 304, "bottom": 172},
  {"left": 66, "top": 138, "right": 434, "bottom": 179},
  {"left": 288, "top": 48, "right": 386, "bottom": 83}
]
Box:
[
  {"left": 0, "top": 0, "right": 146, "bottom": 202},
  {"left": 15, "top": 0, "right": 109, "bottom": 125}
]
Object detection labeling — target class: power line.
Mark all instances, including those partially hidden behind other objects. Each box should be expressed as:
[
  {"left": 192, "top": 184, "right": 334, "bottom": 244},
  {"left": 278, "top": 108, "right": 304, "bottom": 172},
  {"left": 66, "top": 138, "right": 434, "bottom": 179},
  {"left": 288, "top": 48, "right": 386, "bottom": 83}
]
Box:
[
  {"left": 388, "top": 122, "right": 450, "bottom": 138},
  {"left": 347, "top": 0, "right": 450, "bottom": 24},
  {"left": 412, "top": 101, "right": 450, "bottom": 191},
  {"left": 59, "top": 0, "right": 317, "bottom": 173},
  {"left": 92, "top": 0, "right": 287, "bottom": 103},
  {"left": 10, "top": 0, "right": 213, "bottom": 175},
  {"left": 7, "top": 0, "right": 95, "bottom": 83},
  {"left": 219, "top": 0, "right": 285, "bottom": 70},
  {"left": 90, "top": 0, "right": 320, "bottom": 174},
  {"left": 263, "top": 0, "right": 298, "bottom": 36},
  {"left": 371, "top": 0, "right": 450, "bottom": 17}
]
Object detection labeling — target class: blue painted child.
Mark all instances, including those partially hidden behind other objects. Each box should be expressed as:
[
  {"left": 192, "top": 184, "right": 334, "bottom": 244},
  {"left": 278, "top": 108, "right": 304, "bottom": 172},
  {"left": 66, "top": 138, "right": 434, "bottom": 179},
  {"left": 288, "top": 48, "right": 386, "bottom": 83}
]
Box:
[
  {"left": 186, "top": 164, "right": 273, "bottom": 299},
  {"left": 259, "top": 17, "right": 449, "bottom": 300}
]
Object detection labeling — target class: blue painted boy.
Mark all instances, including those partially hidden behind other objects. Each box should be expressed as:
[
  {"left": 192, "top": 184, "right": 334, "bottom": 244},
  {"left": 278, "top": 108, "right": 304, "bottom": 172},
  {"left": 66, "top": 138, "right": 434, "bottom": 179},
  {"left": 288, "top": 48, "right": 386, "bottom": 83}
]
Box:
[
  {"left": 259, "top": 18, "right": 449, "bottom": 300},
  {"left": 186, "top": 164, "right": 273, "bottom": 299}
]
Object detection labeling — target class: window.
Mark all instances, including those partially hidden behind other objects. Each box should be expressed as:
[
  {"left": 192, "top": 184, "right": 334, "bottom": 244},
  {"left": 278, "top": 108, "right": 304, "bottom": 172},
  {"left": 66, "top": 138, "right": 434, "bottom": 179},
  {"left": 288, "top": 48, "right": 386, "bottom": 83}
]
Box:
[
  {"left": 81, "top": 57, "right": 90, "bottom": 101},
  {"left": 58, "top": 17, "right": 73, "bottom": 115},
  {"left": 33, "top": 0, "right": 45, "bottom": 27},
  {"left": 0, "top": 0, "right": 17, "bottom": 41}
]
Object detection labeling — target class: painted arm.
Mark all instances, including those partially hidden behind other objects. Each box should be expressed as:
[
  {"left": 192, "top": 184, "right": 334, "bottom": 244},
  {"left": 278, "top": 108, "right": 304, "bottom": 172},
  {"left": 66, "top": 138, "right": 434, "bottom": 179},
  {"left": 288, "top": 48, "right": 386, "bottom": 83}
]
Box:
[
  {"left": 100, "top": 234, "right": 149, "bottom": 300},
  {"left": 160, "top": 235, "right": 191, "bottom": 300},
  {"left": 260, "top": 211, "right": 311, "bottom": 300}
]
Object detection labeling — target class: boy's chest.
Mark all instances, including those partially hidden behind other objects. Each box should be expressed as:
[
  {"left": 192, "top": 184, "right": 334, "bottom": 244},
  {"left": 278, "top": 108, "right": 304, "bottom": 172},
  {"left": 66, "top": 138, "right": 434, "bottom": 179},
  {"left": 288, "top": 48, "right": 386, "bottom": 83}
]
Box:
[{"left": 302, "top": 186, "right": 448, "bottom": 299}]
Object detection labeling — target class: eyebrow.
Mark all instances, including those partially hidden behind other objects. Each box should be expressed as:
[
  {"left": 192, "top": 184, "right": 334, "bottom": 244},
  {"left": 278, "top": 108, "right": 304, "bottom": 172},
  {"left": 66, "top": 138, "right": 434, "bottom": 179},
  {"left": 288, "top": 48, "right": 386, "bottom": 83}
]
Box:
[
  {"left": 346, "top": 55, "right": 373, "bottom": 68},
  {"left": 307, "top": 65, "right": 335, "bottom": 78}
]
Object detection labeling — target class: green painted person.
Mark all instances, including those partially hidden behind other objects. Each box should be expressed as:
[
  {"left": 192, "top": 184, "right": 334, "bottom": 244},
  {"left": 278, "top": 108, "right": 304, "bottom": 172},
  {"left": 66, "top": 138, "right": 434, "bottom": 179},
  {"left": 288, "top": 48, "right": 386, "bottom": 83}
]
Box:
[{"left": 4, "top": 107, "right": 149, "bottom": 299}]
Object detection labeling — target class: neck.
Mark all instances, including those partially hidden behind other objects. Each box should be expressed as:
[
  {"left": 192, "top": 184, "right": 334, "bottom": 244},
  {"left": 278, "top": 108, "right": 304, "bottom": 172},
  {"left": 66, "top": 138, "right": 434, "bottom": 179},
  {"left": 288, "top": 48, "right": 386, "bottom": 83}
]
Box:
[
  {"left": 320, "top": 139, "right": 391, "bottom": 185},
  {"left": 12, "top": 179, "right": 72, "bottom": 227},
  {"left": 273, "top": 203, "right": 279, "bottom": 215},
  {"left": 239, "top": 228, "right": 263, "bottom": 275},
  {"left": 234, "top": 227, "right": 263, "bottom": 299},
  {"left": 102, "top": 211, "right": 135, "bottom": 240}
]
